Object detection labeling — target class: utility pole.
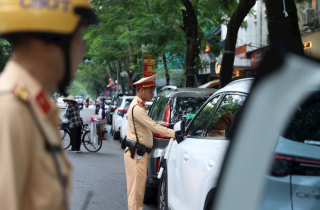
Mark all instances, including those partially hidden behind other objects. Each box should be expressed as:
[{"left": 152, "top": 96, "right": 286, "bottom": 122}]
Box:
[{"left": 117, "top": 61, "right": 120, "bottom": 93}]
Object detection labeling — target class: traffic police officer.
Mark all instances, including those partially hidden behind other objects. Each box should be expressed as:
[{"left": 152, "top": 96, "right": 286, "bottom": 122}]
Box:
[
  {"left": 0, "top": 1, "right": 98, "bottom": 209},
  {"left": 124, "top": 75, "right": 175, "bottom": 210}
]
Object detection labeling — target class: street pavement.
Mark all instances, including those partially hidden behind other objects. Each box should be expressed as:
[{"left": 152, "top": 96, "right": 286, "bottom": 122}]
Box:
[{"left": 60, "top": 105, "right": 157, "bottom": 210}]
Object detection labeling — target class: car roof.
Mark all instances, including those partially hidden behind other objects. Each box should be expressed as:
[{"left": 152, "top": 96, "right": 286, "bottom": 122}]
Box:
[
  {"left": 117, "top": 93, "right": 133, "bottom": 97},
  {"left": 158, "top": 87, "right": 218, "bottom": 98},
  {"left": 122, "top": 96, "right": 135, "bottom": 99},
  {"left": 214, "top": 78, "right": 254, "bottom": 95}
]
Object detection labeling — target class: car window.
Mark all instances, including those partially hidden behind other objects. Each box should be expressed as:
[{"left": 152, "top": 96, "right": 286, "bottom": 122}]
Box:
[
  {"left": 187, "top": 95, "right": 221, "bottom": 137},
  {"left": 149, "top": 96, "right": 170, "bottom": 123},
  {"left": 118, "top": 98, "right": 123, "bottom": 107},
  {"left": 124, "top": 99, "right": 133, "bottom": 109},
  {"left": 111, "top": 95, "right": 117, "bottom": 104},
  {"left": 205, "top": 94, "right": 246, "bottom": 139},
  {"left": 171, "top": 97, "right": 208, "bottom": 125},
  {"left": 284, "top": 91, "right": 320, "bottom": 145}
]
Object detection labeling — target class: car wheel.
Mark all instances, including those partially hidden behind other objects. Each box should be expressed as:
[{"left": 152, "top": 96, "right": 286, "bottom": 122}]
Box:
[
  {"left": 121, "top": 137, "right": 126, "bottom": 149},
  {"left": 158, "top": 166, "right": 168, "bottom": 210},
  {"left": 113, "top": 131, "right": 120, "bottom": 140},
  {"left": 144, "top": 185, "right": 157, "bottom": 204}
]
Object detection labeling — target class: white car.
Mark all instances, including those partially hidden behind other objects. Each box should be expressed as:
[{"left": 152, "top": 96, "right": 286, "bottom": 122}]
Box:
[
  {"left": 158, "top": 77, "right": 320, "bottom": 210},
  {"left": 56, "top": 97, "right": 67, "bottom": 109},
  {"left": 119, "top": 113, "right": 128, "bottom": 149},
  {"left": 112, "top": 96, "right": 135, "bottom": 140}
]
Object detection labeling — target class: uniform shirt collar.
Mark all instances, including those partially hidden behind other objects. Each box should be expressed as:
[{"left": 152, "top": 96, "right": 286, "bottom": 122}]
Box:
[{"left": 2, "top": 60, "right": 58, "bottom": 119}]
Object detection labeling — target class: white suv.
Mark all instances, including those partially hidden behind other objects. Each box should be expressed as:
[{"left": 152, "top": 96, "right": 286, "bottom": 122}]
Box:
[
  {"left": 158, "top": 79, "right": 251, "bottom": 210},
  {"left": 159, "top": 77, "right": 320, "bottom": 210},
  {"left": 112, "top": 96, "right": 135, "bottom": 140}
]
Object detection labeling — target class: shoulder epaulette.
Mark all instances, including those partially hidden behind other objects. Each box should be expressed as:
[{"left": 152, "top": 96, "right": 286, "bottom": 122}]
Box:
[
  {"left": 12, "top": 83, "right": 30, "bottom": 103},
  {"left": 137, "top": 100, "right": 146, "bottom": 108}
]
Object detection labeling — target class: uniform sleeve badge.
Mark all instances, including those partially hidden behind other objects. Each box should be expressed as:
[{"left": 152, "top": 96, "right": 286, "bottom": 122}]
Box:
[{"left": 36, "top": 92, "right": 51, "bottom": 114}]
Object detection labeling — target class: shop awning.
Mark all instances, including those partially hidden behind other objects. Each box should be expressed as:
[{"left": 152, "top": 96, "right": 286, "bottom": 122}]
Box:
[
  {"left": 198, "top": 76, "right": 246, "bottom": 88},
  {"left": 199, "top": 78, "right": 219, "bottom": 88}
]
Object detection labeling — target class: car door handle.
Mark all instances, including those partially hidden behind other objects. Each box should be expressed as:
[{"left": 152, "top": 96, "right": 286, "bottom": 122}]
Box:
[{"left": 183, "top": 154, "right": 188, "bottom": 161}]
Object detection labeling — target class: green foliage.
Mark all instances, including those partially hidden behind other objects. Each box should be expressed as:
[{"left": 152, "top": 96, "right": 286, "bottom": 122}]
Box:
[
  {"left": 70, "top": 62, "right": 109, "bottom": 98},
  {"left": 0, "top": 39, "right": 11, "bottom": 72},
  {"left": 75, "top": 0, "right": 239, "bottom": 93}
]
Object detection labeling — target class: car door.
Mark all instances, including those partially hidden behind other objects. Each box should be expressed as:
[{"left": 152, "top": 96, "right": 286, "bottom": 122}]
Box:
[
  {"left": 167, "top": 95, "right": 222, "bottom": 210},
  {"left": 184, "top": 94, "right": 247, "bottom": 210}
]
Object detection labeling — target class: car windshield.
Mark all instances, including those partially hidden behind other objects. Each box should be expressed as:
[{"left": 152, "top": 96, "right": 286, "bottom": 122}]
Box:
[
  {"left": 123, "top": 99, "right": 133, "bottom": 109},
  {"left": 149, "top": 96, "right": 209, "bottom": 125},
  {"left": 149, "top": 96, "right": 170, "bottom": 123},
  {"left": 283, "top": 91, "right": 320, "bottom": 146},
  {"left": 171, "top": 97, "right": 209, "bottom": 124}
]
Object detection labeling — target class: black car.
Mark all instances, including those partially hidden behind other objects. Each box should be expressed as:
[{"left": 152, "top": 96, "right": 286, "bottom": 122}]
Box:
[{"left": 144, "top": 87, "right": 217, "bottom": 203}]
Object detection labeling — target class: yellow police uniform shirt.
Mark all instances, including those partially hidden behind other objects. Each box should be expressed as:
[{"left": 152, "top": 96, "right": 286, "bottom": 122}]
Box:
[
  {"left": 126, "top": 96, "right": 175, "bottom": 148},
  {"left": 0, "top": 61, "right": 72, "bottom": 210}
]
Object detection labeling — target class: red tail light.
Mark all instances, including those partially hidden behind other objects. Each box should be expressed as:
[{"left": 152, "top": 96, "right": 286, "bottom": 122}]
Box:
[
  {"left": 157, "top": 157, "right": 161, "bottom": 172},
  {"left": 111, "top": 107, "right": 115, "bottom": 111},
  {"left": 118, "top": 109, "right": 127, "bottom": 116},
  {"left": 154, "top": 104, "right": 171, "bottom": 139},
  {"left": 118, "top": 109, "right": 127, "bottom": 114},
  {"left": 272, "top": 155, "right": 320, "bottom": 177},
  {"left": 209, "top": 93, "right": 214, "bottom": 96},
  {"left": 163, "top": 104, "right": 171, "bottom": 126},
  {"left": 295, "top": 158, "right": 320, "bottom": 165},
  {"left": 119, "top": 126, "right": 121, "bottom": 130},
  {"left": 272, "top": 155, "right": 292, "bottom": 177}
]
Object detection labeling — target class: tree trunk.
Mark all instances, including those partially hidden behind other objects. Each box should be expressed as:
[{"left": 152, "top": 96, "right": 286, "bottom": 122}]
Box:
[
  {"left": 125, "top": 56, "right": 133, "bottom": 92},
  {"left": 181, "top": 0, "right": 201, "bottom": 87},
  {"left": 107, "top": 62, "right": 117, "bottom": 75},
  {"left": 132, "top": 54, "right": 138, "bottom": 74},
  {"left": 264, "top": 0, "right": 304, "bottom": 55},
  {"left": 162, "top": 54, "right": 170, "bottom": 85},
  {"left": 128, "top": 72, "right": 133, "bottom": 94},
  {"left": 219, "top": 0, "right": 256, "bottom": 89}
]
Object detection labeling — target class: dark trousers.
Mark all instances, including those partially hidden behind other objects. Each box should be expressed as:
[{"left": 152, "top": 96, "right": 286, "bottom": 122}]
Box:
[{"left": 70, "top": 126, "right": 82, "bottom": 151}]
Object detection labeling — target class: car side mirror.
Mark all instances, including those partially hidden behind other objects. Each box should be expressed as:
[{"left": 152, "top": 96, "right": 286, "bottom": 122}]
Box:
[{"left": 174, "top": 120, "right": 185, "bottom": 143}]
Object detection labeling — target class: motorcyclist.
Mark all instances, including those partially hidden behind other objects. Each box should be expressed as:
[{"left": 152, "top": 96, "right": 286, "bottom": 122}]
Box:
[{"left": 86, "top": 97, "right": 90, "bottom": 107}]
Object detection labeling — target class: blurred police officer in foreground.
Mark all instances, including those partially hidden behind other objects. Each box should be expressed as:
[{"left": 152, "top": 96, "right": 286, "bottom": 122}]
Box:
[
  {"left": 124, "top": 75, "right": 175, "bottom": 210},
  {"left": 0, "top": 1, "right": 98, "bottom": 209}
]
